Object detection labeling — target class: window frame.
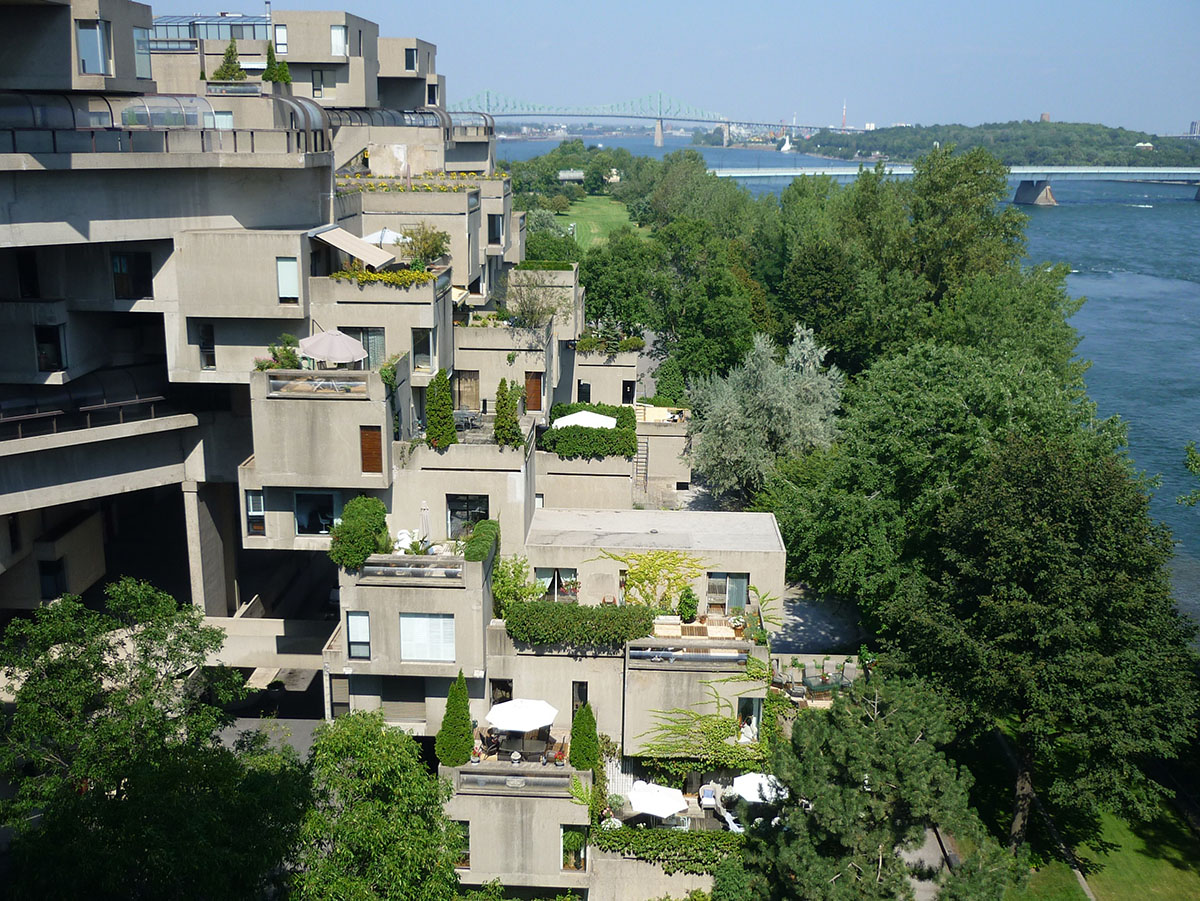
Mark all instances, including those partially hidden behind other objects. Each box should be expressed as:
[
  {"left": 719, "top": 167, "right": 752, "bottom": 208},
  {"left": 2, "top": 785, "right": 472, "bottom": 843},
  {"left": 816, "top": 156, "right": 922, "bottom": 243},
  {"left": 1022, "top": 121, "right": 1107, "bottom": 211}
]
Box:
[
  {"left": 34, "top": 324, "right": 67, "bottom": 372},
  {"left": 347, "top": 610, "right": 371, "bottom": 659},
  {"left": 330, "top": 24, "right": 348, "bottom": 57},
  {"left": 132, "top": 26, "right": 152, "bottom": 79},
  {"left": 275, "top": 256, "right": 300, "bottom": 303},
  {"left": 455, "top": 820, "right": 470, "bottom": 868},
  {"left": 446, "top": 494, "right": 489, "bottom": 540},
  {"left": 412, "top": 327, "right": 433, "bottom": 371},
  {"left": 576, "top": 380, "right": 591, "bottom": 404},
  {"left": 245, "top": 490, "right": 265, "bottom": 536},
  {"left": 198, "top": 322, "right": 216, "bottom": 370},
  {"left": 294, "top": 491, "right": 341, "bottom": 536},
  {"left": 274, "top": 24, "right": 288, "bottom": 54},
  {"left": 404, "top": 47, "right": 418, "bottom": 71},
  {"left": 399, "top": 612, "right": 456, "bottom": 662},
  {"left": 76, "top": 19, "right": 113, "bottom": 76}
]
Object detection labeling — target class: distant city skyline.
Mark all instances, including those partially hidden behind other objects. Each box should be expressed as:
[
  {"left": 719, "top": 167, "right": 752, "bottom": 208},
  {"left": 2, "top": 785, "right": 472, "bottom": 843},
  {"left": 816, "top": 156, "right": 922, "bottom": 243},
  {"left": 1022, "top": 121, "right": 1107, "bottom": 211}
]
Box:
[{"left": 154, "top": 0, "right": 1199, "bottom": 135}]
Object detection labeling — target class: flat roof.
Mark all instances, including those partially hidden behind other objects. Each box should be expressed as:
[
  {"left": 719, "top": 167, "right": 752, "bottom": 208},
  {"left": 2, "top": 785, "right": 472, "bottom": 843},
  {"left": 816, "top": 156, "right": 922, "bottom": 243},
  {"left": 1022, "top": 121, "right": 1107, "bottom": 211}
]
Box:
[{"left": 525, "top": 509, "right": 784, "bottom": 554}]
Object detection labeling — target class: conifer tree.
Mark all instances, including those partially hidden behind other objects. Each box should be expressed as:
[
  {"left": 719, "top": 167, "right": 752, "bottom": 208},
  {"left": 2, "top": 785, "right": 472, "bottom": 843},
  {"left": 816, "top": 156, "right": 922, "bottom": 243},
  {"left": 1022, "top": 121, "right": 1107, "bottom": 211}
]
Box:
[
  {"left": 434, "top": 671, "right": 474, "bottom": 767},
  {"left": 568, "top": 702, "right": 599, "bottom": 769},
  {"left": 493, "top": 378, "right": 522, "bottom": 448},
  {"left": 425, "top": 369, "right": 457, "bottom": 450},
  {"left": 263, "top": 43, "right": 292, "bottom": 85},
  {"left": 211, "top": 40, "right": 247, "bottom": 81}
]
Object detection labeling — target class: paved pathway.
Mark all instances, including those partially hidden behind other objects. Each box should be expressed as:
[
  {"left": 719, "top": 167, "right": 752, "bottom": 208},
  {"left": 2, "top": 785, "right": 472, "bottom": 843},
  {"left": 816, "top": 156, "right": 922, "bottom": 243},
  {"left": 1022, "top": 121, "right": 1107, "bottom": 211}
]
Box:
[{"left": 770, "top": 585, "right": 863, "bottom": 655}]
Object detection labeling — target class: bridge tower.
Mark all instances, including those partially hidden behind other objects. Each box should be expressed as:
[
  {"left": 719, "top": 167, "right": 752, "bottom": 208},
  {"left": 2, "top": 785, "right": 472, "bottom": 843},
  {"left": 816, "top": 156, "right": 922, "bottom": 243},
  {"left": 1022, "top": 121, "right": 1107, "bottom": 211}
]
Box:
[
  {"left": 653, "top": 118, "right": 664, "bottom": 148},
  {"left": 1013, "top": 180, "right": 1057, "bottom": 206}
]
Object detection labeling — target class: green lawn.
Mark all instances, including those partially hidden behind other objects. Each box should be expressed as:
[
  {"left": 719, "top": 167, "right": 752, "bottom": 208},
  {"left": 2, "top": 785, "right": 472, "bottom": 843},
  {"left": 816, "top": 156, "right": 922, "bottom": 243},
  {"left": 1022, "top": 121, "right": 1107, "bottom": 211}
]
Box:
[{"left": 556, "top": 196, "right": 645, "bottom": 250}]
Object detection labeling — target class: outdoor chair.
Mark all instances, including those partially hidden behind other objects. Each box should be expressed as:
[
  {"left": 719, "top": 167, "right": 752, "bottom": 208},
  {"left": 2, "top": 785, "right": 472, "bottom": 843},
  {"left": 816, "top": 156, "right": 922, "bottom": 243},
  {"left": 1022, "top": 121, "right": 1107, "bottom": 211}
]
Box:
[{"left": 841, "top": 661, "right": 859, "bottom": 686}]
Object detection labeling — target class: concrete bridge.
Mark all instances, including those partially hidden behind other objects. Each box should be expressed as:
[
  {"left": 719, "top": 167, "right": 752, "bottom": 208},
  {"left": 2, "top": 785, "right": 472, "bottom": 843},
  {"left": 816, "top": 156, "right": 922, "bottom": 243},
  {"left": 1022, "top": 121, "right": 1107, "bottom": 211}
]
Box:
[{"left": 709, "top": 165, "right": 1200, "bottom": 204}]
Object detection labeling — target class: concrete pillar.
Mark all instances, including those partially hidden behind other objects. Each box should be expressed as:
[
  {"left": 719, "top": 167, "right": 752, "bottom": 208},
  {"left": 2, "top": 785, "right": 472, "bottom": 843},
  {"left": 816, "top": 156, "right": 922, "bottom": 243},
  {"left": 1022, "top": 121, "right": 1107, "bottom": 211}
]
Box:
[
  {"left": 1195, "top": 184, "right": 1200, "bottom": 201},
  {"left": 182, "top": 481, "right": 235, "bottom": 616},
  {"left": 653, "top": 118, "right": 664, "bottom": 148},
  {"left": 1013, "top": 179, "right": 1057, "bottom": 205}
]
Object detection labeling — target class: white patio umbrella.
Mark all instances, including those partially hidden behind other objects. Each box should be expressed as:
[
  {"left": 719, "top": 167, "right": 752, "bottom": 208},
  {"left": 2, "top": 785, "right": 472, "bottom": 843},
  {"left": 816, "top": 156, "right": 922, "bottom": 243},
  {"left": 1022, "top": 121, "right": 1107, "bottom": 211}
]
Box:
[
  {"left": 419, "top": 501, "right": 432, "bottom": 543},
  {"left": 485, "top": 698, "right": 558, "bottom": 733},
  {"left": 551, "top": 410, "right": 617, "bottom": 429},
  {"left": 299, "top": 329, "right": 368, "bottom": 364},
  {"left": 732, "top": 772, "right": 788, "bottom": 803},
  {"left": 626, "top": 780, "right": 687, "bottom": 818},
  {"left": 362, "top": 227, "right": 412, "bottom": 248}
]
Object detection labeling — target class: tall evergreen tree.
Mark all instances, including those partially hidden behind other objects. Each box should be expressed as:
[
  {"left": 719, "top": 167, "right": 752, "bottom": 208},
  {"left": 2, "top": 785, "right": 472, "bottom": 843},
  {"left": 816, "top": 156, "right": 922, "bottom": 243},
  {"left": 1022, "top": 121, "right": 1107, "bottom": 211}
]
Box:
[
  {"left": 493, "top": 378, "right": 522, "bottom": 448},
  {"left": 435, "top": 671, "right": 473, "bottom": 767},
  {"left": 425, "top": 368, "right": 457, "bottom": 450},
  {"left": 568, "top": 702, "right": 599, "bottom": 770},
  {"left": 211, "top": 40, "right": 247, "bottom": 81}
]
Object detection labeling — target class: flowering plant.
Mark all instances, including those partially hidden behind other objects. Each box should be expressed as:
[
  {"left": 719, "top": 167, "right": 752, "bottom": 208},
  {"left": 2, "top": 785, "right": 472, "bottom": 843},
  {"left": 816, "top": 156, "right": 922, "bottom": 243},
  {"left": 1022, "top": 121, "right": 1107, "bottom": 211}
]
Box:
[{"left": 729, "top": 615, "right": 746, "bottom": 629}]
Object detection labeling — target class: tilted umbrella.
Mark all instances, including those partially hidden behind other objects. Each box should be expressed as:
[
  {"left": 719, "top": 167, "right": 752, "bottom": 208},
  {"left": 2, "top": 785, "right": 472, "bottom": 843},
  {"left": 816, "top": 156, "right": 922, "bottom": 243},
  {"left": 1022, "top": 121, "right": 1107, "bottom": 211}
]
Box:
[
  {"left": 485, "top": 698, "right": 558, "bottom": 733},
  {"left": 299, "top": 329, "right": 368, "bottom": 364},
  {"left": 732, "top": 772, "right": 788, "bottom": 803},
  {"left": 362, "top": 227, "right": 412, "bottom": 248},
  {"left": 626, "top": 780, "right": 687, "bottom": 818}
]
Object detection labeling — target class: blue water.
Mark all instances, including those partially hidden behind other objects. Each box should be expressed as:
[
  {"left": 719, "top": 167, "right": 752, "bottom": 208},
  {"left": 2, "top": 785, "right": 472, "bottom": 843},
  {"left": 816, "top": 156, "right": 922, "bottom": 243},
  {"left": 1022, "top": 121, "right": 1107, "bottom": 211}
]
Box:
[{"left": 501, "top": 136, "right": 1200, "bottom": 626}]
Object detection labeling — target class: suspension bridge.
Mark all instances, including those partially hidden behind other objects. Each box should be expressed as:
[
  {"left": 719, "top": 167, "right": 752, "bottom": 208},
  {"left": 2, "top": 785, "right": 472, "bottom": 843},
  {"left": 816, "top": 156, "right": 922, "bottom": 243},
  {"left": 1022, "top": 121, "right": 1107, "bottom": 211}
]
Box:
[{"left": 447, "top": 91, "right": 858, "bottom": 145}]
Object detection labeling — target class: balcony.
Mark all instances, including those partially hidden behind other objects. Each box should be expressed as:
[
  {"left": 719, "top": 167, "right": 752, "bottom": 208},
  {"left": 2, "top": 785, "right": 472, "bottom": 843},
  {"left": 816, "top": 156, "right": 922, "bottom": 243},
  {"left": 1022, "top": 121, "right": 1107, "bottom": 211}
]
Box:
[
  {"left": 444, "top": 759, "right": 589, "bottom": 798},
  {"left": 264, "top": 370, "right": 370, "bottom": 399},
  {"left": 206, "top": 81, "right": 263, "bottom": 97},
  {"left": 626, "top": 636, "right": 755, "bottom": 672},
  {"left": 357, "top": 553, "right": 466, "bottom": 586}
]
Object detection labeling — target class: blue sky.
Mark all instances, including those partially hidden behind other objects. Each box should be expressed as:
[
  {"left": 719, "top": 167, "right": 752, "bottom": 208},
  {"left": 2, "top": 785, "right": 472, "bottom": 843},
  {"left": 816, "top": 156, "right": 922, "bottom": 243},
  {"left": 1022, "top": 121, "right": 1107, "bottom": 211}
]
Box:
[{"left": 156, "top": 0, "right": 1200, "bottom": 134}]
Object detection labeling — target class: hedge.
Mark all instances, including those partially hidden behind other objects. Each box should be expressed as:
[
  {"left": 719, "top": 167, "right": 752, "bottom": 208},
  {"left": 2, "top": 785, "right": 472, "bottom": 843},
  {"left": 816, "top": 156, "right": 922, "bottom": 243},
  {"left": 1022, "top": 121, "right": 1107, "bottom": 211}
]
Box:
[
  {"left": 504, "top": 601, "right": 654, "bottom": 648},
  {"left": 329, "top": 268, "right": 436, "bottom": 289},
  {"left": 463, "top": 520, "right": 500, "bottom": 562},
  {"left": 538, "top": 425, "right": 637, "bottom": 460},
  {"left": 589, "top": 827, "right": 745, "bottom": 875},
  {"left": 515, "top": 260, "right": 575, "bottom": 271}
]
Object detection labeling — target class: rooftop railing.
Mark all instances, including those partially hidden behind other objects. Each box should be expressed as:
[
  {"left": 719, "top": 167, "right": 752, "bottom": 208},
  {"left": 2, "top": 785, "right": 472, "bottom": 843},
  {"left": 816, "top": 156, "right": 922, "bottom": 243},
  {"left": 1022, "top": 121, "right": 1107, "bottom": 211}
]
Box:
[
  {"left": 265, "top": 370, "right": 369, "bottom": 399},
  {"left": 0, "top": 126, "right": 325, "bottom": 155},
  {"left": 358, "top": 554, "right": 466, "bottom": 585}
]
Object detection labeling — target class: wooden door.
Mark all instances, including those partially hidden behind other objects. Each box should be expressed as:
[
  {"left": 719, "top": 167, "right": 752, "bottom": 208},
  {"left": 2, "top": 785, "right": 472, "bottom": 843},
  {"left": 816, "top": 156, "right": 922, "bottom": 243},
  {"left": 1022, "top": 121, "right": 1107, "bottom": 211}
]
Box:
[
  {"left": 524, "top": 371, "right": 543, "bottom": 412},
  {"left": 456, "top": 370, "right": 480, "bottom": 410},
  {"left": 359, "top": 425, "right": 382, "bottom": 473}
]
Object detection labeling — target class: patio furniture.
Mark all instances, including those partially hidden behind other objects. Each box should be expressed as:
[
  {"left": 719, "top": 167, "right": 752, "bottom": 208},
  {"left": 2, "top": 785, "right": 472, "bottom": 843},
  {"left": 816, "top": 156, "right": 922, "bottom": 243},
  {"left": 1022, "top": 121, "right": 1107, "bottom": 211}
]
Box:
[
  {"left": 841, "top": 661, "right": 859, "bottom": 686},
  {"left": 699, "top": 785, "right": 718, "bottom": 809}
]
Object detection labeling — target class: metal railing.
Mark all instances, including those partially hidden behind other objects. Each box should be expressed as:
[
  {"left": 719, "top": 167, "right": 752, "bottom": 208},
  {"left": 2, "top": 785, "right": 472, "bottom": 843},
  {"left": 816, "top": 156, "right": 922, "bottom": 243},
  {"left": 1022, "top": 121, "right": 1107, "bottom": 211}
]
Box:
[{"left": 0, "top": 126, "right": 325, "bottom": 155}]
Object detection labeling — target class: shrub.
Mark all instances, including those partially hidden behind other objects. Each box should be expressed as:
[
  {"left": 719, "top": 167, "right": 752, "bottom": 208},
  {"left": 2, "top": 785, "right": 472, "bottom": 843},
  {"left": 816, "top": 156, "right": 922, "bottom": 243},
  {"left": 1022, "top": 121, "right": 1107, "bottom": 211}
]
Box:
[
  {"left": 538, "top": 425, "right": 637, "bottom": 460},
  {"left": 329, "top": 268, "right": 436, "bottom": 289},
  {"left": 569, "top": 703, "right": 599, "bottom": 770},
  {"left": 589, "top": 827, "right": 744, "bottom": 875},
  {"left": 435, "top": 670, "right": 474, "bottom": 767},
  {"left": 463, "top": 520, "right": 500, "bottom": 562},
  {"left": 425, "top": 369, "right": 457, "bottom": 450},
  {"left": 652, "top": 357, "right": 687, "bottom": 406},
  {"left": 493, "top": 378, "right": 523, "bottom": 448},
  {"left": 504, "top": 601, "right": 654, "bottom": 648},
  {"left": 617, "top": 336, "right": 645, "bottom": 353},
  {"left": 328, "top": 496, "right": 388, "bottom": 571},
  {"left": 574, "top": 335, "right": 604, "bottom": 355},
  {"left": 211, "top": 40, "right": 247, "bottom": 81},
  {"left": 677, "top": 587, "right": 698, "bottom": 624},
  {"left": 490, "top": 555, "right": 543, "bottom": 618},
  {"left": 549, "top": 402, "right": 636, "bottom": 431}
]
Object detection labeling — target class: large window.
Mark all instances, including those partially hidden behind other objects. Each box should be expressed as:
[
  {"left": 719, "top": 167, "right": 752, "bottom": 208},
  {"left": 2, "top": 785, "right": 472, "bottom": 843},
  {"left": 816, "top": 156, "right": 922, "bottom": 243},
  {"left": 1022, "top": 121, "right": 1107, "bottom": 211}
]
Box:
[
  {"left": 295, "top": 492, "right": 340, "bottom": 535},
  {"left": 446, "top": 495, "right": 488, "bottom": 540},
  {"left": 535, "top": 567, "right": 578, "bottom": 601},
  {"left": 454, "top": 370, "right": 479, "bottom": 411},
  {"left": 312, "top": 69, "right": 333, "bottom": 99},
  {"left": 35, "top": 325, "right": 66, "bottom": 372},
  {"left": 198, "top": 322, "right": 216, "bottom": 370},
  {"left": 561, "top": 826, "right": 587, "bottom": 871},
  {"left": 112, "top": 251, "right": 153, "bottom": 300},
  {"left": 404, "top": 47, "right": 418, "bottom": 70},
  {"left": 274, "top": 24, "right": 288, "bottom": 54},
  {"left": 400, "top": 613, "right": 455, "bottom": 661},
  {"left": 133, "top": 27, "right": 152, "bottom": 79},
  {"left": 427, "top": 83, "right": 439, "bottom": 106},
  {"left": 245, "top": 490, "right": 265, "bottom": 536},
  {"left": 76, "top": 20, "right": 112, "bottom": 75},
  {"left": 455, "top": 821, "right": 470, "bottom": 868},
  {"left": 576, "top": 381, "right": 591, "bottom": 404},
  {"left": 276, "top": 257, "right": 299, "bottom": 303},
  {"left": 706, "top": 571, "right": 749, "bottom": 614},
  {"left": 341, "top": 326, "right": 384, "bottom": 369},
  {"left": 330, "top": 25, "right": 347, "bottom": 57},
  {"left": 487, "top": 214, "right": 503, "bottom": 245},
  {"left": 412, "top": 328, "right": 433, "bottom": 371},
  {"left": 347, "top": 611, "right": 370, "bottom": 659}
]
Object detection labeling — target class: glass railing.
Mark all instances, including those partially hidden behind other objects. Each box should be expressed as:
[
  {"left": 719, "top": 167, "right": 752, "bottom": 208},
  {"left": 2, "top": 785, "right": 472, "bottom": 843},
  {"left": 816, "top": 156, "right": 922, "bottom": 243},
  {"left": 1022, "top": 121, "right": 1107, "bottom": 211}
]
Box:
[
  {"left": 359, "top": 556, "right": 465, "bottom": 582},
  {"left": 265, "top": 371, "right": 369, "bottom": 398}
]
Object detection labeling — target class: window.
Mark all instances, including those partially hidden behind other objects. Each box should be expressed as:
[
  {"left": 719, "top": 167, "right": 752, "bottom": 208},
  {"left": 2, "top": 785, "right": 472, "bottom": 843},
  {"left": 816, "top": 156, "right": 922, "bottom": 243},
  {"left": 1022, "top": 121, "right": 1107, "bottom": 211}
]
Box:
[
  {"left": 576, "top": 381, "right": 591, "bottom": 404},
  {"left": 39, "top": 559, "right": 67, "bottom": 601},
  {"left": 534, "top": 493, "right": 544, "bottom": 509},
  {"left": 412, "top": 328, "right": 433, "bottom": 371},
  {"left": 399, "top": 613, "right": 455, "bottom": 661},
  {"left": 330, "top": 25, "right": 347, "bottom": 57},
  {"left": 7, "top": 514, "right": 20, "bottom": 555},
  {"left": 35, "top": 325, "right": 66, "bottom": 372},
  {"left": 572, "top": 681, "right": 588, "bottom": 718},
  {"left": 347, "top": 611, "right": 370, "bottom": 659},
  {"left": 490, "top": 678, "right": 513, "bottom": 706},
  {"left": 561, "top": 825, "right": 587, "bottom": 871},
  {"left": 446, "top": 494, "right": 488, "bottom": 540},
  {"left": 535, "top": 567, "right": 578, "bottom": 600},
  {"left": 487, "top": 213, "right": 503, "bottom": 244},
  {"left": 737, "top": 697, "right": 762, "bottom": 741},
  {"left": 360, "top": 426, "right": 382, "bottom": 473},
  {"left": 112, "top": 251, "right": 153, "bottom": 300},
  {"left": 622, "top": 380, "right": 636, "bottom": 405},
  {"left": 454, "top": 370, "right": 479, "bottom": 411},
  {"left": 404, "top": 47, "right": 418, "bottom": 70},
  {"left": 706, "top": 571, "right": 749, "bottom": 613},
  {"left": 16, "top": 250, "right": 39, "bottom": 299},
  {"left": 295, "top": 492, "right": 340, "bottom": 535},
  {"left": 427, "top": 82, "right": 438, "bottom": 106},
  {"left": 312, "top": 69, "right": 330, "bottom": 99},
  {"left": 274, "top": 24, "right": 288, "bottom": 54},
  {"left": 133, "top": 27, "right": 152, "bottom": 79},
  {"left": 76, "top": 20, "right": 112, "bottom": 75},
  {"left": 276, "top": 257, "right": 299, "bottom": 303},
  {"left": 246, "top": 490, "right": 265, "bottom": 535},
  {"left": 198, "top": 322, "right": 216, "bottom": 370},
  {"left": 455, "top": 821, "right": 470, "bottom": 868},
  {"left": 341, "top": 326, "right": 384, "bottom": 369}
]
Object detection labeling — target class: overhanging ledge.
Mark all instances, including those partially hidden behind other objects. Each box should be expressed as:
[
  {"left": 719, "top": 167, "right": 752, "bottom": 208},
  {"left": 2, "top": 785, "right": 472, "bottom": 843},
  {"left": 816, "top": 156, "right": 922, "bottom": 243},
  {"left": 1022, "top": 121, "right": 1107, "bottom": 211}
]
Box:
[{"left": 308, "top": 224, "right": 396, "bottom": 270}]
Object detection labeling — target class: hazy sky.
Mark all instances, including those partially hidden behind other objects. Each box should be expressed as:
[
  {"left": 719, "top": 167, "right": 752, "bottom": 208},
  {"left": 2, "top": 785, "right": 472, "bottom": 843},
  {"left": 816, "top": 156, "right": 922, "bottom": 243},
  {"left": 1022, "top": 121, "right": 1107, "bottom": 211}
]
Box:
[{"left": 157, "top": 0, "right": 1199, "bottom": 134}]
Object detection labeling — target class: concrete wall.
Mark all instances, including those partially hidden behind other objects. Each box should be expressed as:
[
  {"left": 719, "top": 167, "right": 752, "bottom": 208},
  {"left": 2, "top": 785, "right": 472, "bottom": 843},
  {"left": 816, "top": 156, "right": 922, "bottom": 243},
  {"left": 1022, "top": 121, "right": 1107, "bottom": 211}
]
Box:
[
  {"left": 0, "top": 505, "right": 107, "bottom": 608},
  {"left": 271, "top": 10, "right": 379, "bottom": 108},
  {"left": 168, "top": 314, "right": 307, "bottom": 384},
  {"left": 452, "top": 322, "right": 551, "bottom": 413},
  {"left": 175, "top": 229, "right": 312, "bottom": 320},
  {"left": 589, "top": 851, "right": 713, "bottom": 901},
  {"left": 535, "top": 452, "right": 633, "bottom": 514},
  {"left": 347, "top": 191, "right": 482, "bottom": 289}
]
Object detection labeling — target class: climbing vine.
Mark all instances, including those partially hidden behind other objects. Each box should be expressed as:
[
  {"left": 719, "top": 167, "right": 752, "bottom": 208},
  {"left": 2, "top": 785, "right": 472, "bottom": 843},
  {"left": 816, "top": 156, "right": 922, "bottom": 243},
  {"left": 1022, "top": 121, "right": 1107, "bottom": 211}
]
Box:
[
  {"left": 593, "top": 549, "right": 707, "bottom": 610},
  {"left": 589, "top": 828, "right": 744, "bottom": 875}
]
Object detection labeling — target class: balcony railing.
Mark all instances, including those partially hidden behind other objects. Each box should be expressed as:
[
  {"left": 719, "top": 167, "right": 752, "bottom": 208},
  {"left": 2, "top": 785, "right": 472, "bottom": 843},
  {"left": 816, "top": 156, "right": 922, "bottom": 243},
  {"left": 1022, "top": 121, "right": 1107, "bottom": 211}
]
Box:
[
  {"left": 206, "top": 81, "right": 263, "bottom": 96},
  {"left": 447, "top": 761, "right": 587, "bottom": 798},
  {"left": 626, "top": 637, "right": 751, "bottom": 671},
  {"left": 358, "top": 554, "right": 465, "bottom": 585},
  {"left": 0, "top": 126, "right": 325, "bottom": 156},
  {"left": 0, "top": 365, "right": 173, "bottom": 441},
  {"left": 265, "top": 370, "right": 369, "bottom": 399}
]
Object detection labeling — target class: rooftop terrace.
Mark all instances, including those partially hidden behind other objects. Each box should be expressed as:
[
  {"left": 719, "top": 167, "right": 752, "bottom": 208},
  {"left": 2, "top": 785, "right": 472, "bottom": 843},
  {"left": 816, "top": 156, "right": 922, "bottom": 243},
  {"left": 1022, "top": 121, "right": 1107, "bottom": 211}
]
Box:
[{"left": 524, "top": 509, "right": 786, "bottom": 555}]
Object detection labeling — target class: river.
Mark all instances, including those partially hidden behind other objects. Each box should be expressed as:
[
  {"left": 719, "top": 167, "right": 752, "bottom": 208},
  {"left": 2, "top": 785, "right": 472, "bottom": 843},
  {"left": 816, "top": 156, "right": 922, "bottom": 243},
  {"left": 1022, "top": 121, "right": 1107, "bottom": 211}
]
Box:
[{"left": 499, "top": 136, "right": 1200, "bottom": 626}]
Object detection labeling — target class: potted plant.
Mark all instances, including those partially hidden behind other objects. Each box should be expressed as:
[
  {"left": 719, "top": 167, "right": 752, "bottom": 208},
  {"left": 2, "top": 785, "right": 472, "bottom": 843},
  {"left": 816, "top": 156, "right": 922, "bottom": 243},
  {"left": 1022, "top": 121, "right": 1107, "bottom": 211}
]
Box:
[
  {"left": 561, "top": 828, "right": 587, "bottom": 870},
  {"left": 561, "top": 577, "right": 581, "bottom": 599},
  {"left": 729, "top": 614, "right": 746, "bottom": 638},
  {"left": 470, "top": 747, "right": 482, "bottom": 765},
  {"left": 555, "top": 749, "right": 566, "bottom": 767}
]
